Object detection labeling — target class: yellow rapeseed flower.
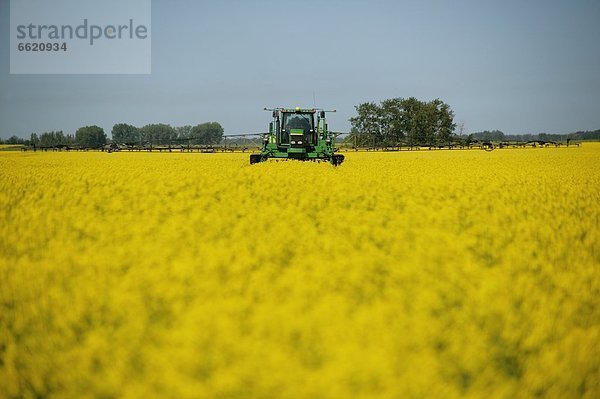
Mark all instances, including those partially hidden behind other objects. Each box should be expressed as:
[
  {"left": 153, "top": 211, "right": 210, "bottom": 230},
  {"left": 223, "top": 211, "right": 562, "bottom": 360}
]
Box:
[{"left": 0, "top": 145, "right": 598, "bottom": 398}]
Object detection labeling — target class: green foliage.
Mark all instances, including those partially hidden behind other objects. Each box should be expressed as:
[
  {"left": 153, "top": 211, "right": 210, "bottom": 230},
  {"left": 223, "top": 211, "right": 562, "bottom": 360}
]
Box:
[
  {"left": 75, "top": 126, "right": 106, "bottom": 148},
  {"left": 110, "top": 123, "right": 224, "bottom": 146},
  {"left": 29, "top": 133, "right": 39, "bottom": 146},
  {"left": 5, "top": 136, "right": 25, "bottom": 145},
  {"left": 111, "top": 123, "right": 139, "bottom": 144},
  {"left": 349, "top": 97, "right": 456, "bottom": 146},
  {"left": 191, "top": 122, "right": 224, "bottom": 145},
  {"left": 504, "top": 130, "right": 600, "bottom": 142},
  {"left": 572, "top": 129, "right": 600, "bottom": 140},
  {"left": 138, "top": 124, "right": 176, "bottom": 146},
  {"left": 471, "top": 130, "right": 505, "bottom": 141},
  {"left": 3, "top": 120, "right": 226, "bottom": 148},
  {"left": 349, "top": 102, "right": 383, "bottom": 143},
  {"left": 38, "top": 131, "right": 75, "bottom": 147},
  {"left": 381, "top": 98, "right": 404, "bottom": 143},
  {"left": 465, "top": 130, "right": 600, "bottom": 143},
  {"left": 175, "top": 125, "right": 193, "bottom": 140}
]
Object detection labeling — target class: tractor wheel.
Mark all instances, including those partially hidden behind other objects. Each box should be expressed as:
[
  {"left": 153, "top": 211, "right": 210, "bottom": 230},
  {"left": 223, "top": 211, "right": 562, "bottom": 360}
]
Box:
[
  {"left": 250, "top": 154, "right": 262, "bottom": 164},
  {"left": 332, "top": 154, "right": 345, "bottom": 166}
]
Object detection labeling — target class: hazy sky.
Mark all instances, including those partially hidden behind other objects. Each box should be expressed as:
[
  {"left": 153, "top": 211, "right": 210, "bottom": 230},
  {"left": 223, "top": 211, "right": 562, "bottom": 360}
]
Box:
[{"left": 1, "top": 0, "right": 599, "bottom": 138}]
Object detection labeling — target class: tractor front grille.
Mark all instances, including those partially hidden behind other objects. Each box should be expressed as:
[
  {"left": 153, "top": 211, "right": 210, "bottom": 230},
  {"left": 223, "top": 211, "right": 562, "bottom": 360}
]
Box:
[{"left": 290, "top": 136, "right": 304, "bottom": 148}]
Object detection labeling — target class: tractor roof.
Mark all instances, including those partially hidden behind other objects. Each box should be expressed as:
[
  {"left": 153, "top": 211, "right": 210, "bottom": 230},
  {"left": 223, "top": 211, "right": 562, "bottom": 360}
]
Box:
[
  {"left": 265, "top": 107, "right": 335, "bottom": 114},
  {"left": 281, "top": 107, "right": 316, "bottom": 113}
]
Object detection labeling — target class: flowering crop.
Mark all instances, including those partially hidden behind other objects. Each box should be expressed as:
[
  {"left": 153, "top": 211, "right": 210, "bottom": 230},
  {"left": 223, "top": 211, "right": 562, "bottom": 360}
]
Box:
[{"left": 0, "top": 146, "right": 598, "bottom": 398}]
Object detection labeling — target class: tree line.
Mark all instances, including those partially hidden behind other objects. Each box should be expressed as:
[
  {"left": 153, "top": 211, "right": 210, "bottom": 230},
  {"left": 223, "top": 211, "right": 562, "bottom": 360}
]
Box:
[
  {"left": 26, "top": 126, "right": 106, "bottom": 148},
  {"left": 3, "top": 112, "right": 599, "bottom": 147},
  {"left": 348, "top": 97, "right": 456, "bottom": 146},
  {"left": 2, "top": 122, "right": 224, "bottom": 148},
  {"left": 347, "top": 97, "right": 600, "bottom": 147},
  {"left": 112, "top": 122, "right": 223, "bottom": 145},
  {"left": 467, "top": 129, "right": 600, "bottom": 142}
]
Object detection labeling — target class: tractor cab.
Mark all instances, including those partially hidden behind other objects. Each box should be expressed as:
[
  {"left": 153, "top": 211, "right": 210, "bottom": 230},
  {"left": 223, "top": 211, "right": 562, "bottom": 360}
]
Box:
[{"left": 279, "top": 110, "right": 315, "bottom": 148}]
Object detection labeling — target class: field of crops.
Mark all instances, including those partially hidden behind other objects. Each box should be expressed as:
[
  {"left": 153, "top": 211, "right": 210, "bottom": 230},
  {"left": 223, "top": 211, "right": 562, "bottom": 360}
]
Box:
[{"left": 1, "top": 145, "right": 598, "bottom": 398}]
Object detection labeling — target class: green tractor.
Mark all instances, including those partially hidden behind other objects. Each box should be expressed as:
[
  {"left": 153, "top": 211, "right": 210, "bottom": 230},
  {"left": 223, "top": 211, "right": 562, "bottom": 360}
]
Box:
[{"left": 250, "top": 107, "right": 345, "bottom": 166}]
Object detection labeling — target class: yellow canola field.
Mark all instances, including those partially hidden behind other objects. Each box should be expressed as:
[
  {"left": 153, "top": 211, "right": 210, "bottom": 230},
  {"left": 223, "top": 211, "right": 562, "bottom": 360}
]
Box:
[{"left": 0, "top": 145, "right": 598, "bottom": 399}]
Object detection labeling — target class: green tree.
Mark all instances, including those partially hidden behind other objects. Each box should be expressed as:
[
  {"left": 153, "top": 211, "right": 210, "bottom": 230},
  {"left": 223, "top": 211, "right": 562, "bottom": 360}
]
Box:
[
  {"left": 472, "top": 130, "right": 505, "bottom": 141},
  {"left": 191, "top": 122, "right": 224, "bottom": 145},
  {"left": 380, "top": 98, "right": 405, "bottom": 145},
  {"left": 6, "top": 135, "right": 24, "bottom": 144},
  {"left": 30, "top": 133, "right": 39, "bottom": 147},
  {"left": 76, "top": 126, "right": 106, "bottom": 148},
  {"left": 429, "top": 98, "right": 456, "bottom": 143},
  {"left": 350, "top": 97, "right": 456, "bottom": 146},
  {"left": 349, "top": 102, "right": 382, "bottom": 147},
  {"left": 139, "top": 124, "right": 176, "bottom": 145},
  {"left": 112, "top": 123, "right": 139, "bottom": 144},
  {"left": 39, "top": 131, "right": 73, "bottom": 146},
  {"left": 344, "top": 126, "right": 373, "bottom": 147},
  {"left": 175, "top": 125, "right": 193, "bottom": 140},
  {"left": 397, "top": 97, "right": 428, "bottom": 145}
]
